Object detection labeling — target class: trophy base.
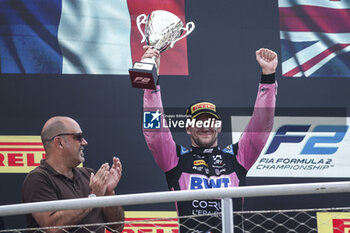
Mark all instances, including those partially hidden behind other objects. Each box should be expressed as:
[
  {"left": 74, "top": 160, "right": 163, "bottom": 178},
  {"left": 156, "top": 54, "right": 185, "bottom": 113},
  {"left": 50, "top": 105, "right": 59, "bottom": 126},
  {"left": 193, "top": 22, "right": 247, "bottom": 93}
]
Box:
[{"left": 129, "top": 62, "right": 158, "bottom": 89}]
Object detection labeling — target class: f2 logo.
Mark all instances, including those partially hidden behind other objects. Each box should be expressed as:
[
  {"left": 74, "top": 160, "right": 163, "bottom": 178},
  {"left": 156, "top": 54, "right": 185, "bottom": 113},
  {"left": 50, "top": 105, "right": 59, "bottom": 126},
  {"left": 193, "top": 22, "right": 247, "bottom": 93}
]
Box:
[
  {"left": 265, "top": 125, "right": 349, "bottom": 155},
  {"left": 134, "top": 77, "right": 150, "bottom": 84}
]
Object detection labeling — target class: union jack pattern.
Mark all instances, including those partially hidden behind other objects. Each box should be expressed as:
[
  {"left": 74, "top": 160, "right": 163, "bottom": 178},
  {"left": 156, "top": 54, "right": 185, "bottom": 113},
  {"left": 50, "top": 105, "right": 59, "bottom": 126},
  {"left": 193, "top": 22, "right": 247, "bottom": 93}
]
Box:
[{"left": 279, "top": 0, "right": 350, "bottom": 77}]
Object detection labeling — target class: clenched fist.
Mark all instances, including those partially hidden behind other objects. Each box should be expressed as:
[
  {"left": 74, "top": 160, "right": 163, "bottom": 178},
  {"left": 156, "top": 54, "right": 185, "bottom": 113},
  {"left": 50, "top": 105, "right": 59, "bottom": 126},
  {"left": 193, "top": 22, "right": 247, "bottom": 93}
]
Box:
[{"left": 256, "top": 48, "right": 278, "bottom": 75}]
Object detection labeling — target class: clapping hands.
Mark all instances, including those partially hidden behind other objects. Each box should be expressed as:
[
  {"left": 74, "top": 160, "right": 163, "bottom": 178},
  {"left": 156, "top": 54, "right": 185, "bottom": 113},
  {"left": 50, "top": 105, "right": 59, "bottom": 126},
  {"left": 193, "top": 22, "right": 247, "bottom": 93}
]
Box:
[{"left": 89, "top": 157, "right": 122, "bottom": 196}]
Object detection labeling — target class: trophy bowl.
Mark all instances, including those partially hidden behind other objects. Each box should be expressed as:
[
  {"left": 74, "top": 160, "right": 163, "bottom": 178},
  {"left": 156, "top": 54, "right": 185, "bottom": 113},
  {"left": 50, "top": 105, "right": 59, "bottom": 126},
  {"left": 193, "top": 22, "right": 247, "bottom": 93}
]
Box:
[
  {"left": 143, "top": 10, "right": 186, "bottom": 52},
  {"left": 129, "top": 10, "right": 195, "bottom": 89}
]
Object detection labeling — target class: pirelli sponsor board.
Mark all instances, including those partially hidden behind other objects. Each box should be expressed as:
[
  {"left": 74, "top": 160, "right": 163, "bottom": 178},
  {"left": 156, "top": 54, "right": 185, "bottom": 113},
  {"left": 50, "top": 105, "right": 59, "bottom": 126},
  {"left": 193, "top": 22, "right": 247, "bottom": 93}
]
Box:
[
  {"left": 317, "top": 212, "right": 350, "bottom": 233},
  {"left": 231, "top": 116, "right": 350, "bottom": 178},
  {"left": 0, "top": 136, "right": 46, "bottom": 173},
  {"left": 117, "top": 211, "right": 178, "bottom": 233}
]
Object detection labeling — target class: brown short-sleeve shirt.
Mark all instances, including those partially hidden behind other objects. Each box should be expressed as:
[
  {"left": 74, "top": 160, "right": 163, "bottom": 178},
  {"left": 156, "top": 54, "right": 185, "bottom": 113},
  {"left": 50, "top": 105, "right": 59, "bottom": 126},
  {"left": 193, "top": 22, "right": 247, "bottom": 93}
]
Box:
[{"left": 22, "top": 160, "right": 105, "bottom": 233}]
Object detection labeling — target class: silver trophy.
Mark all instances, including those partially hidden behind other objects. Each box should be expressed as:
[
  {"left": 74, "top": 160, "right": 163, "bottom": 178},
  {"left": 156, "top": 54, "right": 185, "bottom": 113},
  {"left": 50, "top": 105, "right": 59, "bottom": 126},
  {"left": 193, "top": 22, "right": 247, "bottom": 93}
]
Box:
[{"left": 129, "top": 10, "right": 195, "bottom": 89}]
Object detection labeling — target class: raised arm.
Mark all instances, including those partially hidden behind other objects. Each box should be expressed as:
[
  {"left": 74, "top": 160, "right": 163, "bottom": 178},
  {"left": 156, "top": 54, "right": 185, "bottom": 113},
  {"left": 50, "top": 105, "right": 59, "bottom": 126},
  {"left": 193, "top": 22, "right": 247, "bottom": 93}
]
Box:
[
  {"left": 237, "top": 48, "right": 278, "bottom": 170},
  {"left": 142, "top": 46, "right": 178, "bottom": 172}
]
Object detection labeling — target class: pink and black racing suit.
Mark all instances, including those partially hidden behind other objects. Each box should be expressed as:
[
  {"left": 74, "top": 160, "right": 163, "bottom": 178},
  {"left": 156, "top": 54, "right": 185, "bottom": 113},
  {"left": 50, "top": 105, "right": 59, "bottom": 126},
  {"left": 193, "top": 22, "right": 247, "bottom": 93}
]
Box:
[{"left": 143, "top": 74, "right": 277, "bottom": 232}]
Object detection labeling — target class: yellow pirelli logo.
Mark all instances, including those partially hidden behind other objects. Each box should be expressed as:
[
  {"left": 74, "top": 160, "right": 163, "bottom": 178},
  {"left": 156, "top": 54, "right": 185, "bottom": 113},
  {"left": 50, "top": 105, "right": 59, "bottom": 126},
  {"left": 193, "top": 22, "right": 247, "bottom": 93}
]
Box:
[
  {"left": 0, "top": 136, "right": 44, "bottom": 173},
  {"left": 193, "top": 160, "right": 208, "bottom": 167},
  {"left": 0, "top": 135, "right": 82, "bottom": 173},
  {"left": 191, "top": 102, "right": 216, "bottom": 114},
  {"left": 317, "top": 212, "right": 350, "bottom": 233},
  {"left": 119, "top": 211, "right": 178, "bottom": 233}
]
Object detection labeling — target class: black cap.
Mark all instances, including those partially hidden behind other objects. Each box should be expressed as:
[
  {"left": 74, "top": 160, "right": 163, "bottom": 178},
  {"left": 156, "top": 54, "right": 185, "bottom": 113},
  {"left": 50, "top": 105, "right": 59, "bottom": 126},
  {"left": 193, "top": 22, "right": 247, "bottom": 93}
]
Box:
[{"left": 186, "top": 101, "right": 220, "bottom": 120}]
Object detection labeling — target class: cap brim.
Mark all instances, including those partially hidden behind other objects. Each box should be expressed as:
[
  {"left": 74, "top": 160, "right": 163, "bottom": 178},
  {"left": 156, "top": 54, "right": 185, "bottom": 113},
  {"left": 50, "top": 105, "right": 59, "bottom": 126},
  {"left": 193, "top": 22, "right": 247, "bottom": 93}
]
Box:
[{"left": 192, "top": 111, "right": 220, "bottom": 120}]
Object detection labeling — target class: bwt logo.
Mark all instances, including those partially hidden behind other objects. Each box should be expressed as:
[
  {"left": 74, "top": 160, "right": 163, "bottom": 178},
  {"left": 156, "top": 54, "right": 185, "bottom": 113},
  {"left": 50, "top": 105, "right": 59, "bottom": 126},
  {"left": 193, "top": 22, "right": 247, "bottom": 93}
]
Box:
[
  {"left": 143, "top": 110, "right": 161, "bottom": 129},
  {"left": 190, "top": 176, "right": 230, "bottom": 189},
  {"left": 265, "top": 125, "right": 349, "bottom": 155}
]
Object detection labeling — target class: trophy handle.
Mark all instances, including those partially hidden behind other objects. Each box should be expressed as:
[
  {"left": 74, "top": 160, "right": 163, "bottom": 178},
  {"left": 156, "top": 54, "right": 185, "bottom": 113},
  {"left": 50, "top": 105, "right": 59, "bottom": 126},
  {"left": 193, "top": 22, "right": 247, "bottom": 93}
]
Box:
[
  {"left": 170, "top": 22, "right": 195, "bottom": 48},
  {"left": 136, "top": 14, "right": 147, "bottom": 43}
]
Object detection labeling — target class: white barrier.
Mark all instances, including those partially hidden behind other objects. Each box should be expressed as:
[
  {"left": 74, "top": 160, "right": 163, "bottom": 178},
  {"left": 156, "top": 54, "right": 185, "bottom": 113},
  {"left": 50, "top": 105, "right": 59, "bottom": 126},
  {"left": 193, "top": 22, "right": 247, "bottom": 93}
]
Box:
[
  {"left": 1, "top": 181, "right": 350, "bottom": 216},
  {"left": 1, "top": 181, "right": 350, "bottom": 233}
]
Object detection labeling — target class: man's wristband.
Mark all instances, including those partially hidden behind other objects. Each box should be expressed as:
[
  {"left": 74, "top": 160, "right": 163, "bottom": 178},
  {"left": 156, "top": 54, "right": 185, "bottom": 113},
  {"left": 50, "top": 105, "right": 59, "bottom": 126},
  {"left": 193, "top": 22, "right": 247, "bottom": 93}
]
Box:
[
  {"left": 88, "top": 194, "right": 97, "bottom": 198},
  {"left": 260, "top": 73, "right": 275, "bottom": 84}
]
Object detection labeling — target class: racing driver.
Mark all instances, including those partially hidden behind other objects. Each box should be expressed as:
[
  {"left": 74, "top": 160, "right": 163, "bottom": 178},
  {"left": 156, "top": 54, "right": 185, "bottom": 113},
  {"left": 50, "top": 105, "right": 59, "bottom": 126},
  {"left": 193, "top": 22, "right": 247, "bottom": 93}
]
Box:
[{"left": 142, "top": 45, "right": 278, "bottom": 232}]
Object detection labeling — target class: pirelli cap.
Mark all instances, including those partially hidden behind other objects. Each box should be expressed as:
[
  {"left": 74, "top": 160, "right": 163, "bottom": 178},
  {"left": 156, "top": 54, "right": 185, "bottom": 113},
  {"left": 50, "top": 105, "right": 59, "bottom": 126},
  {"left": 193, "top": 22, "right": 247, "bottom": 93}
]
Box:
[{"left": 186, "top": 101, "right": 220, "bottom": 120}]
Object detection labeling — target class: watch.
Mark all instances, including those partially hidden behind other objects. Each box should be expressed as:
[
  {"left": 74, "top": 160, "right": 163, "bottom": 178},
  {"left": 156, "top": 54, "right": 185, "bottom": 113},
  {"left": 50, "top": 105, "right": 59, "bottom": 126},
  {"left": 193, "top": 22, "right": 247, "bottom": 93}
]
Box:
[{"left": 88, "top": 194, "right": 97, "bottom": 198}]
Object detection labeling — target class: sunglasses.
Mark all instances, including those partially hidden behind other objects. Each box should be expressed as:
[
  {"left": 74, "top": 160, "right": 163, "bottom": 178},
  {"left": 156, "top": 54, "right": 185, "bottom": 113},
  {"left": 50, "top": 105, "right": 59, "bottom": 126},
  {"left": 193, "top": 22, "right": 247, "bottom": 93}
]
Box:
[{"left": 48, "top": 132, "right": 84, "bottom": 142}]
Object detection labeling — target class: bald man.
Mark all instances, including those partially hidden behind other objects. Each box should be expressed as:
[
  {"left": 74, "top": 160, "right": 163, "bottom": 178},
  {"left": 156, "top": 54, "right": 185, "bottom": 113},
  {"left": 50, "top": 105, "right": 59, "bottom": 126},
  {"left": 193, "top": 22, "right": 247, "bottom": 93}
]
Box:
[{"left": 22, "top": 116, "right": 124, "bottom": 233}]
